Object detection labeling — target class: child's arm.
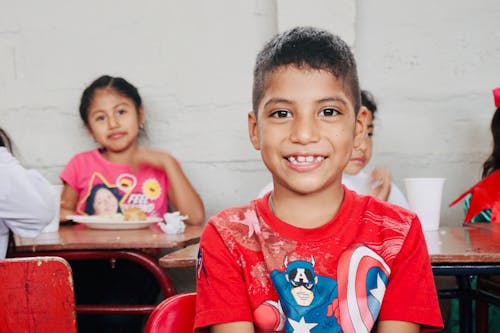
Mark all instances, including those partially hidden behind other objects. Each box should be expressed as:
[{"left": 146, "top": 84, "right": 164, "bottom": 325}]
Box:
[
  {"left": 211, "top": 322, "right": 255, "bottom": 333},
  {"left": 59, "top": 183, "right": 79, "bottom": 222},
  {"left": 377, "top": 320, "right": 419, "bottom": 333},
  {"left": 1, "top": 152, "right": 56, "bottom": 237},
  {"left": 132, "top": 148, "right": 205, "bottom": 225},
  {"left": 370, "top": 167, "right": 391, "bottom": 201}
]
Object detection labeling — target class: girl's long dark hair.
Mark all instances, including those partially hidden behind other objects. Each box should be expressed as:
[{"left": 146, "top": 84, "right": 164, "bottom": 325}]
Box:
[{"left": 482, "top": 107, "right": 500, "bottom": 178}]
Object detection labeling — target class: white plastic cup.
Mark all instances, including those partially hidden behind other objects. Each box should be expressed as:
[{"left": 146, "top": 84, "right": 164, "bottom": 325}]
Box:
[
  {"left": 42, "top": 184, "right": 63, "bottom": 233},
  {"left": 404, "top": 178, "right": 445, "bottom": 231}
]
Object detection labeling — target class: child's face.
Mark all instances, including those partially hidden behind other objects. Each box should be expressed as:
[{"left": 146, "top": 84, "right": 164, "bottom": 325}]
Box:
[
  {"left": 86, "top": 88, "right": 144, "bottom": 153},
  {"left": 249, "top": 65, "right": 366, "bottom": 196},
  {"left": 344, "top": 107, "right": 373, "bottom": 175}
]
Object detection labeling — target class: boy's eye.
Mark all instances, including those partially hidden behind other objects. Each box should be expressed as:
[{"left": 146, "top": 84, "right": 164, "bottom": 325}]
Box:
[
  {"left": 271, "top": 109, "right": 291, "bottom": 118},
  {"left": 367, "top": 132, "right": 374, "bottom": 138},
  {"left": 319, "top": 108, "right": 339, "bottom": 117},
  {"left": 95, "top": 115, "right": 106, "bottom": 122},
  {"left": 117, "top": 109, "right": 127, "bottom": 115}
]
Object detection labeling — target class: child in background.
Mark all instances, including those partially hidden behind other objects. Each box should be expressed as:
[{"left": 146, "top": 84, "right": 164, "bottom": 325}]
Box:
[
  {"left": 462, "top": 87, "right": 500, "bottom": 222},
  {"left": 60, "top": 75, "right": 205, "bottom": 333},
  {"left": 60, "top": 75, "right": 204, "bottom": 224},
  {"left": 0, "top": 128, "right": 56, "bottom": 258},
  {"left": 342, "top": 90, "right": 409, "bottom": 208},
  {"left": 195, "top": 27, "right": 442, "bottom": 332},
  {"left": 446, "top": 87, "right": 500, "bottom": 333},
  {"left": 259, "top": 90, "right": 409, "bottom": 209}
]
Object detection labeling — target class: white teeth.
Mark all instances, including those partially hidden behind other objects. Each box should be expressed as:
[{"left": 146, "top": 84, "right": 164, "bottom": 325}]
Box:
[{"left": 287, "top": 155, "right": 324, "bottom": 165}]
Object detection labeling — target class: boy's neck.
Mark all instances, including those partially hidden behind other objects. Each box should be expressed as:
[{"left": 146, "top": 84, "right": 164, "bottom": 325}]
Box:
[{"left": 270, "top": 185, "right": 345, "bottom": 229}]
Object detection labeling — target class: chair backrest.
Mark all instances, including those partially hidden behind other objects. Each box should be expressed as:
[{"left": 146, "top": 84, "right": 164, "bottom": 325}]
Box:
[
  {"left": 0, "top": 256, "right": 77, "bottom": 333},
  {"left": 144, "top": 292, "right": 204, "bottom": 333}
]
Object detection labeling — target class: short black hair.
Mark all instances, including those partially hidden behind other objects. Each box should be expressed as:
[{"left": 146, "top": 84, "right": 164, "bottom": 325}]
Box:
[
  {"left": 361, "top": 90, "right": 378, "bottom": 120},
  {"left": 252, "top": 26, "right": 360, "bottom": 114}
]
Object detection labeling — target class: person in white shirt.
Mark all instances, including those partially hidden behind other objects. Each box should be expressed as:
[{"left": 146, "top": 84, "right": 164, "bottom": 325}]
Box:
[
  {"left": 0, "top": 128, "right": 56, "bottom": 258},
  {"left": 258, "top": 90, "right": 409, "bottom": 209}
]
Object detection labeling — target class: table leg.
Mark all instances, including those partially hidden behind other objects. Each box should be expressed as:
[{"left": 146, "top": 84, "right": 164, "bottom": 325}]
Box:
[{"left": 456, "top": 275, "right": 473, "bottom": 333}]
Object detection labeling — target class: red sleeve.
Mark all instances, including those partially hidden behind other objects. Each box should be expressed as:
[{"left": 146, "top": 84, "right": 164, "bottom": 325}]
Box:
[
  {"left": 194, "top": 222, "right": 254, "bottom": 332},
  {"left": 378, "top": 216, "right": 444, "bottom": 331}
]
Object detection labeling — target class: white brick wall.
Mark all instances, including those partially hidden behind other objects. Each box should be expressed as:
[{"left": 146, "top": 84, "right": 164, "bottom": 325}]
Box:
[
  {"left": 1, "top": 0, "right": 498, "bottom": 225},
  {"left": 355, "top": 0, "right": 500, "bottom": 225}
]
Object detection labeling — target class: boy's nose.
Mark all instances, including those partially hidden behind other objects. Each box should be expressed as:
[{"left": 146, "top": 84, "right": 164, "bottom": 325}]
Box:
[
  {"left": 357, "top": 137, "right": 368, "bottom": 152},
  {"left": 290, "top": 117, "right": 320, "bottom": 144}
]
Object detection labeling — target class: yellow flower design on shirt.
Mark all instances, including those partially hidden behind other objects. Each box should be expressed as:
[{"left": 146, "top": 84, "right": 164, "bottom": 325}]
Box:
[{"left": 142, "top": 178, "right": 162, "bottom": 200}]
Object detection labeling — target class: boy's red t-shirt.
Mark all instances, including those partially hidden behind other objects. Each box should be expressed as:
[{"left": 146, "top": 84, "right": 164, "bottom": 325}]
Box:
[{"left": 195, "top": 187, "right": 443, "bottom": 332}]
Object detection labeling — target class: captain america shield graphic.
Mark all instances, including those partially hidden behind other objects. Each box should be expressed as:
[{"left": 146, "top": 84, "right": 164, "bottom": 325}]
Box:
[{"left": 336, "top": 245, "right": 391, "bottom": 333}]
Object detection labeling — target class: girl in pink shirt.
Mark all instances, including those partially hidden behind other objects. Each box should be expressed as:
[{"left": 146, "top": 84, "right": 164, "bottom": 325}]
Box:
[
  {"left": 60, "top": 75, "right": 204, "bottom": 224},
  {"left": 60, "top": 75, "right": 205, "bottom": 333}
]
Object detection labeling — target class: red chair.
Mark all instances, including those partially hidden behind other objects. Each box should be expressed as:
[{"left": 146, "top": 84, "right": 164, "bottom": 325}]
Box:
[
  {"left": 144, "top": 292, "right": 208, "bottom": 333},
  {"left": 0, "top": 256, "right": 77, "bottom": 333}
]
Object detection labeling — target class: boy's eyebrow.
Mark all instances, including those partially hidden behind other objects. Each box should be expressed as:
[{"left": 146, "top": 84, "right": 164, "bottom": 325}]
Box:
[
  {"left": 317, "top": 97, "right": 348, "bottom": 105},
  {"left": 263, "top": 98, "right": 292, "bottom": 108},
  {"left": 263, "top": 97, "right": 348, "bottom": 108}
]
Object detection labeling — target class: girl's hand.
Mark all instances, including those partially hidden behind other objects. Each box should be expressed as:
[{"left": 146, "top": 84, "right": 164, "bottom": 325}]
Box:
[
  {"left": 60, "top": 184, "right": 79, "bottom": 222},
  {"left": 370, "top": 167, "right": 391, "bottom": 202},
  {"left": 131, "top": 148, "right": 205, "bottom": 225},
  {"left": 130, "top": 147, "right": 169, "bottom": 171}
]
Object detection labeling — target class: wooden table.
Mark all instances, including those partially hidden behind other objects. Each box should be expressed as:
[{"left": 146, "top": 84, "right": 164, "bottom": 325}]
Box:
[
  {"left": 14, "top": 223, "right": 204, "bottom": 315},
  {"left": 425, "top": 224, "right": 500, "bottom": 333},
  {"left": 15, "top": 223, "right": 203, "bottom": 252},
  {"left": 426, "top": 225, "right": 500, "bottom": 263},
  {"left": 159, "top": 243, "right": 199, "bottom": 268}
]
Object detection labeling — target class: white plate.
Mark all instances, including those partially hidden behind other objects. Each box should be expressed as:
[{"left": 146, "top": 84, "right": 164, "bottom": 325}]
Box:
[{"left": 66, "top": 215, "right": 162, "bottom": 230}]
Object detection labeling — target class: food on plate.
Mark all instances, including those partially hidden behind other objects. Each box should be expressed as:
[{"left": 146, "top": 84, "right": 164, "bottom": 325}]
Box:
[
  {"left": 89, "top": 207, "right": 147, "bottom": 222},
  {"left": 106, "top": 213, "right": 125, "bottom": 221},
  {"left": 123, "top": 207, "right": 148, "bottom": 221}
]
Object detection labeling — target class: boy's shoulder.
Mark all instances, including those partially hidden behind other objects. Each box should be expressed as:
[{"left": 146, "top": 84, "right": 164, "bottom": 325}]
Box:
[
  {"left": 345, "top": 188, "right": 417, "bottom": 227},
  {"left": 207, "top": 202, "right": 258, "bottom": 228}
]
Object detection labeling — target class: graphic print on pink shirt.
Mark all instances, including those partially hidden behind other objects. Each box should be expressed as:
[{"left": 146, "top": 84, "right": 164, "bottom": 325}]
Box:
[{"left": 78, "top": 172, "right": 163, "bottom": 216}]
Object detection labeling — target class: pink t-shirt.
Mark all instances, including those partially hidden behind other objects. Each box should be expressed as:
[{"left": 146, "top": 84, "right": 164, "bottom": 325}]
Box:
[{"left": 60, "top": 149, "right": 169, "bottom": 218}]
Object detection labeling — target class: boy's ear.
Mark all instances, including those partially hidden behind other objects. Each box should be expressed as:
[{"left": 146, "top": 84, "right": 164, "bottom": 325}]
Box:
[
  {"left": 248, "top": 111, "right": 261, "bottom": 150},
  {"left": 353, "top": 106, "right": 369, "bottom": 149}
]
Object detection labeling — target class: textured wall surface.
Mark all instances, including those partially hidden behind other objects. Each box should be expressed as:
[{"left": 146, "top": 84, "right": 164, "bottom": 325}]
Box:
[
  {"left": 1, "top": 0, "right": 499, "bottom": 226},
  {"left": 355, "top": 0, "right": 500, "bottom": 225},
  {"left": 0, "top": 0, "right": 277, "bottom": 219}
]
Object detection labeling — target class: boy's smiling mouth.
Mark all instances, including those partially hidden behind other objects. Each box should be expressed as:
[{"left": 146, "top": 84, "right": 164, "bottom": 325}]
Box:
[{"left": 285, "top": 155, "right": 326, "bottom": 165}]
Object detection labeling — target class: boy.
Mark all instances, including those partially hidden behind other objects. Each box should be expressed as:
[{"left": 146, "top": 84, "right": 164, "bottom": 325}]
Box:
[{"left": 195, "top": 27, "right": 443, "bottom": 333}]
